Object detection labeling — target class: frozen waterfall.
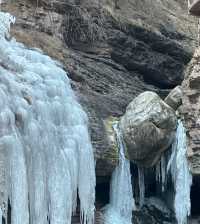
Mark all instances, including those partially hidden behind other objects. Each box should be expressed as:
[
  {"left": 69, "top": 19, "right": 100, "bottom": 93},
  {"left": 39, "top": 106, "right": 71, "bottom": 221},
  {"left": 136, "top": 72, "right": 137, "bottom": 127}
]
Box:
[
  {"left": 104, "top": 123, "right": 135, "bottom": 224},
  {"left": 156, "top": 120, "right": 192, "bottom": 224},
  {"left": 169, "top": 120, "right": 192, "bottom": 224},
  {"left": 0, "top": 12, "right": 95, "bottom": 224}
]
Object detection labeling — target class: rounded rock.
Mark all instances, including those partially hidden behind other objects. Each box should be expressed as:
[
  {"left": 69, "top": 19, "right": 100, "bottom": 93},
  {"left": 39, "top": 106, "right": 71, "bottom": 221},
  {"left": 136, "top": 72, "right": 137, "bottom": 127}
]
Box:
[{"left": 120, "top": 91, "right": 177, "bottom": 167}]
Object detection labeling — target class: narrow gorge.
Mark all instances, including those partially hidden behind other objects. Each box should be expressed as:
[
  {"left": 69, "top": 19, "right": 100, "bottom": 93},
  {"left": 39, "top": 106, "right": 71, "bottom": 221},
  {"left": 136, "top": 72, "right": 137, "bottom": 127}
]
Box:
[{"left": 0, "top": 0, "right": 199, "bottom": 224}]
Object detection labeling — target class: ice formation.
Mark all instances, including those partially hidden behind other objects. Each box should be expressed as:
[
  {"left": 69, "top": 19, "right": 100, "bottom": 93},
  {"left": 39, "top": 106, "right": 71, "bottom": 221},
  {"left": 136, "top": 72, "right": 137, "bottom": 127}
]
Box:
[
  {"left": 168, "top": 120, "right": 192, "bottom": 224},
  {"left": 0, "top": 208, "right": 2, "bottom": 224},
  {"left": 156, "top": 154, "right": 167, "bottom": 192},
  {"left": 0, "top": 12, "right": 95, "bottom": 224},
  {"left": 138, "top": 167, "right": 145, "bottom": 208},
  {"left": 104, "top": 123, "right": 135, "bottom": 224},
  {"left": 156, "top": 120, "right": 192, "bottom": 224}
]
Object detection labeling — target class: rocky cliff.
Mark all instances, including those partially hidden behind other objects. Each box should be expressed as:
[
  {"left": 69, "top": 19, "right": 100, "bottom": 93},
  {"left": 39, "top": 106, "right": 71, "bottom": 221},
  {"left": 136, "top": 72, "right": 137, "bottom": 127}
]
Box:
[
  {"left": 2, "top": 0, "right": 196, "bottom": 179},
  {"left": 182, "top": 48, "right": 200, "bottom": 176}
]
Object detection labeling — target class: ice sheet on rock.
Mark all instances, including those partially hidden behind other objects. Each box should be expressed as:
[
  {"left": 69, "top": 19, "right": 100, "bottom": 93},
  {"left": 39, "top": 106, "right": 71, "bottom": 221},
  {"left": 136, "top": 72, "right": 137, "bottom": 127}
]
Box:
[
  {"left": 104, "top": 123, "right": 135, "bottom": 224},
  {"left": 0, "top": 11, "right": 95, "bottom": 224}
]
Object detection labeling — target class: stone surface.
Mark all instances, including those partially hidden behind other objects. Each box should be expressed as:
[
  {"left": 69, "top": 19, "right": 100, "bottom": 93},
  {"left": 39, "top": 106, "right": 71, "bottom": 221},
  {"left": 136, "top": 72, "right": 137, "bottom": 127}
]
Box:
[
  {"left": 96, "top": 117, "right": 119, "bottom": 179},
  {"left": 120, "top": 91, "right": 177, "bottom": 167},
  {"left": 181, "top": 48, "right": 200, "bottom": 175},
  {"left": 76, "top": 197, "right": 176, "bottom": 224},
  {"left": 164, "top": 85, "right": 183, "bottom": 110},
  {"left": 1, "top": 0, "right": 196, "bottom": 177},
  {"left": 132, "top": 197, "right": 175, "bottom": 224}
]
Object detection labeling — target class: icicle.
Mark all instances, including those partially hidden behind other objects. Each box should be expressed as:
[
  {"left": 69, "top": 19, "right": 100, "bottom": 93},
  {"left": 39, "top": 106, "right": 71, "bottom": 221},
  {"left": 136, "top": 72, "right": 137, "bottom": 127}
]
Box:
[
  {"left": 0, "top": 11, "right": 96, "bottom": 224},
  {"left": 0, "top": 136, "right": 9, "bottom": 223},
  {"left": 0, "top": 207, "right": 2, "bottom": 224},
  {"left": 167, "top": 144, "right": 176, "bottom": 175},
  {"left": 62, "top": 138, "right": 79, "bottom": 215},
  {"left": 156, "top": 160, "right": 161, "bottom": 183},
  {"left": 160, "top": 155, "right": 166, "bottom": 192},
  {"left": 155, "top": 154, "right": 167, "bottom": 192},
  {"left": 3, "top": 135, "right": 29, "bottom": 224},
  {"left": 0, "top": 12, "right": 15, "bottom": 38},
  {"left": 155, "top": 143, "right": 174, "bottom": 193},
  {"left": 104, "top": 123, "right": 135, "bottom": 224},
  {"left": 138, "top": 167, "right": 145, "bottom": 208}
]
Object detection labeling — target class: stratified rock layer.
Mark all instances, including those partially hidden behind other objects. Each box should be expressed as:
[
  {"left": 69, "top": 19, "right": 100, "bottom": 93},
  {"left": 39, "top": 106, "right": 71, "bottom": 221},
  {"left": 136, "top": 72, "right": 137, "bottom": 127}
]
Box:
[{"left": 120, "top": 91, "right": 177, "bottom": 167}]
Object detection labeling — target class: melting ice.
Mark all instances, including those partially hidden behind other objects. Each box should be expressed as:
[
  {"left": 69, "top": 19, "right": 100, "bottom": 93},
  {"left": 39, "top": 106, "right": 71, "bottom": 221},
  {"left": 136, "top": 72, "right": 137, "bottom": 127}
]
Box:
[
  {"left": 104, "top": 123, "right": 135, "bottom": 224},
  {"left": 0, "top": 12, "right": 95, "bottom": 224}
]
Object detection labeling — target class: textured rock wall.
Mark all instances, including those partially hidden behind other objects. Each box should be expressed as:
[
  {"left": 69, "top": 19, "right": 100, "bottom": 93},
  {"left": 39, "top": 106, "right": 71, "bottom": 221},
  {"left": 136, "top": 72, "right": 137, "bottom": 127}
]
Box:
[{"left": 182, "top": 48, "right": 200, "bottom": 175}]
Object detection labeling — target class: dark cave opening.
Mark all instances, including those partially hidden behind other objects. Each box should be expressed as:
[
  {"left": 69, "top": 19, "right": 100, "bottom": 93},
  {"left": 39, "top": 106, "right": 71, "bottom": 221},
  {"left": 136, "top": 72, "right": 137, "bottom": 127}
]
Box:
[
  {"left": 2, "top": 216, "right": 5, "bottom": 224},
  {"left": 95, "top": 179, "right": 110, "bottom": 209},
  {"left": 130, "top": 163, "right": 158, "bottom": 204},
  {"left": 191, "top": 176, "right": 200, "bottom": 217}
]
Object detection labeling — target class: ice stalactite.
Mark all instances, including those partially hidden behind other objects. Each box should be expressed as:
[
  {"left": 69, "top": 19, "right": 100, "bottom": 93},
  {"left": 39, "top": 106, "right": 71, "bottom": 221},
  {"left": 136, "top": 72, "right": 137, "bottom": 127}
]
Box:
[
  {"left": 0, "top": 11, "right": 95, "bottom": 224},
  {"left": 138, "top": 167, "right": 145, "bottom": 208},
  {"left": 156, "top": 154, "right": 167, "bottom": 192},
  {"left": 104, "top": 123, "right": 135, "bottom": 224},
  {"left": 0, "top": 208, "right": 2, "bottom": 224}
]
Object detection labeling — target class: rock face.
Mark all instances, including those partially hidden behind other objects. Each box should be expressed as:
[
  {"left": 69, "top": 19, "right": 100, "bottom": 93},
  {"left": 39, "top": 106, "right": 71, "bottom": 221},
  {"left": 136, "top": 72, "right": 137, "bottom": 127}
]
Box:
[
  {"left": 164, "top": 86, "right": 183, "bottom": 110},
  {"left": 1, "top": 0, "right": 196, "bottom": 177},
  {"left": 120, "top": 91, "right": 177, "bottom": 167},
  {"left": 132, "top": 197, "right": 175, "bottom": 224},
  {"left": 181, "top": 48, "right": 200, "bottom": 175},
  {"left": 96, "top": 117, "right": 119, "bottom": 179}
]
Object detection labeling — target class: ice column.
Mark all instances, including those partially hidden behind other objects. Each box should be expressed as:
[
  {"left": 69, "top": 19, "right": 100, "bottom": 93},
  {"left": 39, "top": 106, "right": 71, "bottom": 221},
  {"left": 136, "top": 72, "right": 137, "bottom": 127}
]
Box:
[{"left": 104, "top": 123, "right": 135, "bottom": 224}]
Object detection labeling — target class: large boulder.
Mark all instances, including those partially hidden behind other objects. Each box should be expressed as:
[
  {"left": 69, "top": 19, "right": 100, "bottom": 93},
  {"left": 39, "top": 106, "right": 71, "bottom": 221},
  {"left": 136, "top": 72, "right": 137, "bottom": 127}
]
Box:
[{"left": 120, "top": 91, "right": 177, "bottom": 167}]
